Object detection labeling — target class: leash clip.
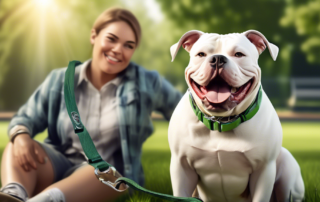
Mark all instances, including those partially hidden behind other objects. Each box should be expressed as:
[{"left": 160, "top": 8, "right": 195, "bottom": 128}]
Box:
[{"left": 94, "top": 167, "right": 128, "bottom": 192}]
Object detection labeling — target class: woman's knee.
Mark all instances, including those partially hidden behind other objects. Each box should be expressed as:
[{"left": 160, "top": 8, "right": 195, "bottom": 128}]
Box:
[
  {"left": 1, "top": 142, "right": 18, "bottom": 165},
  {"left": 2, "top": 142, "right": 13, "bottom": 154}
]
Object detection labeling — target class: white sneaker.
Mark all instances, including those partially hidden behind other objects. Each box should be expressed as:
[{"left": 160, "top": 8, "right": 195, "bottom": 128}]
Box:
[
  {"left": 0, "top": 183, "right": 27, "bottom": 202},
  {"left": 0, "top": 191, "right": 25, "bottom": 202}
]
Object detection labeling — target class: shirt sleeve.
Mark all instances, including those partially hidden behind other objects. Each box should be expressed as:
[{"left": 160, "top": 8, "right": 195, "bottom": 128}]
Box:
[
  {"left": 152, "top": 73, "right": 183, "bottom": 121},
  {"left": 7, "top": 69, "right": 60, "bottom": 140}
]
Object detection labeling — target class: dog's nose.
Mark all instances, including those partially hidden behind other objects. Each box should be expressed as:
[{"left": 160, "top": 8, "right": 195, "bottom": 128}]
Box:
[{"left": 210, "top": 55, "right": 227, "bottom": 69}]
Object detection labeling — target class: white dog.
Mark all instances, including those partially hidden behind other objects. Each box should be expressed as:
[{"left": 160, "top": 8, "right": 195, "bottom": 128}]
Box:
[{"left": 168, "top": 30, "right": 304, "bottom": 202}]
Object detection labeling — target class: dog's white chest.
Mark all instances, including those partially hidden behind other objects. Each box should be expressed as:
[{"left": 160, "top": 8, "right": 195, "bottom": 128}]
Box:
[
  {"left": 185, "top": 129, "right": 254, "bottom": 201},
  {"left": 195, "top": 151, "right": 252, "bottom": 201}
]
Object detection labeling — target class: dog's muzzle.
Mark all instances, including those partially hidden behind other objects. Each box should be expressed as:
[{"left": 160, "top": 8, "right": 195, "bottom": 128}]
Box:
[{"left": 210, "top": 55, "right": 228, "bottom": 69}]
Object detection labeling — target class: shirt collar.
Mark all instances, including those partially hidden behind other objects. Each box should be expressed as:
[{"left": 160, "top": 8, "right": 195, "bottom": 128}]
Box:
[
  {"left": 77, "top": 59, "right": 123, "bottom": 88},
  {"left": 77, "top": 59, "right": 91, "bottom": 86}
]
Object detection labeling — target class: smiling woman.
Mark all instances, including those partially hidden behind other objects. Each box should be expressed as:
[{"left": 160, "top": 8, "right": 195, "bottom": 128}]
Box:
[
  {"left": 0, "top": 7, "right": 182, "bottom": 202},
  {"left": 89, "top": 9, "right": 141, "bottom": 89}
]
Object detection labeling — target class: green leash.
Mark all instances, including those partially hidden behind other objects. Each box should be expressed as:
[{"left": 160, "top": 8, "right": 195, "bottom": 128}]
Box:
[
  {"left": 64, "top": 60, "right": 110, "bottom": 172},
  {"left": 64, "top": 60, "right": 203, "bottom": 202}
]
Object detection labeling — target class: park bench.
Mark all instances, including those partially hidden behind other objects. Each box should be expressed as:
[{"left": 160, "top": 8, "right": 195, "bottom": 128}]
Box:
[{"left": 288, "top": 77, "right": 320, "bottom": 112}]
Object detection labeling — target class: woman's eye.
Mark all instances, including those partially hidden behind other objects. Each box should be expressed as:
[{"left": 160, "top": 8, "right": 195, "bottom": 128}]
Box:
[
  {"left": 127, "top": 45, "right": 133, "bottom": 49},
  {"left": 125, "top": 44, "right": 134, "bottom": 49},
  {"left": 235, "top": 52, "right": 245, "bottom": 57},
  {"left": 107, "top": 37, "right": 115, "bottom": 42},
  {"left": 197, "top": 52, "right": 206, "bottom": 57}
]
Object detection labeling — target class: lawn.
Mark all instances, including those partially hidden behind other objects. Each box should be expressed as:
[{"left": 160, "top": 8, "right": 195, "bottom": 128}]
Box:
[{"left": 0, "top": 121, "right": 319, "bottom": 201}]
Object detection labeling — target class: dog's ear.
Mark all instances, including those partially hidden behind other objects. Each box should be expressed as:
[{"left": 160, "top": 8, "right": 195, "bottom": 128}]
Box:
[
  {"left": 170, "top": 30, "right": 204, "bottom": 62},
  {"left": 243, "top": 30, "right": 279, "bottom": 61}
]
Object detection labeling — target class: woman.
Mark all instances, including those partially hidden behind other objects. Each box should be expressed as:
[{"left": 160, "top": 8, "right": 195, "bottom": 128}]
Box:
[{"left": 0, "top": 8, "right": 182, "bottom": 202}]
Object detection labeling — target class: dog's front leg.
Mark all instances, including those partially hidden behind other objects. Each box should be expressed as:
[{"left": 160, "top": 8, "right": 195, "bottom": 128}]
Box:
[
  {"left": 170, "top": 155, "right": 198, "bottom": 197},
  {"left": 250, "top": 161, "right": 276, "bottom": 202}
]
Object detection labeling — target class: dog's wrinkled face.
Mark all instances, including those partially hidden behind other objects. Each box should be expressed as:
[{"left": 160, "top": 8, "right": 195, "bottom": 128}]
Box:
[{"left": 171, "top": 30, "right": 279, "bottom": 117}]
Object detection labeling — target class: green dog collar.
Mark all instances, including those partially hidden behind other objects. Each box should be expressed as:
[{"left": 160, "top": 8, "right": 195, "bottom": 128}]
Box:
[{"left": 189, "top": 86, "right": 262, "bottom": 132}]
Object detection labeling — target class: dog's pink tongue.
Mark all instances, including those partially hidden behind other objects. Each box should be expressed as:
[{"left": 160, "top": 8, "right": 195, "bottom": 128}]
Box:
[{"left": 205, "top": 79, "right": 231, "bottom": 103}]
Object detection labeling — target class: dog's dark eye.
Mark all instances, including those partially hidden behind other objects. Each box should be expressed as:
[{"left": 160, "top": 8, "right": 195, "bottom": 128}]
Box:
[
  {"left": 235, "top": 52, "right": 245, "bottom": 57},
  {"left": 197, "top": 52, "right": 206, "bottom": 57}
]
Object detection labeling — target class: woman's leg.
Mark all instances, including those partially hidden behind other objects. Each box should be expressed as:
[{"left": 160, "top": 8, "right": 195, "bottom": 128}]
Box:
[
  {"left": 41, "top": 165, "right": 126, "bottom": 202},
  {"left": 1, "top": 142, "right": 54, "bottom": 197}
]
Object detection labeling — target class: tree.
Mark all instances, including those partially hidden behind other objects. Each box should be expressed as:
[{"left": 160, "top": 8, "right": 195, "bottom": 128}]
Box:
[{"left": 281, "top": 0, "right": 320, "bottom": 64}]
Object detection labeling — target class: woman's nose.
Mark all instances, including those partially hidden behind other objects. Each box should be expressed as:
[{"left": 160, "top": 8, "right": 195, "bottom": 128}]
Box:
[{"left": 112, "top": 43, "right": 122, "bottom": 53}]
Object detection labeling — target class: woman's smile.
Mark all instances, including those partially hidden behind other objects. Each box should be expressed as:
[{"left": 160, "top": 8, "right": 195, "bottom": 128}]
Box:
[{"left": 104, "top": 53, "right": 122, "bottom": 64}]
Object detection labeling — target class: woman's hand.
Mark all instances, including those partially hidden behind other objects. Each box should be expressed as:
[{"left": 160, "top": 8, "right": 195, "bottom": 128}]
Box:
[{"left": 12, "top": 134, "right": 45, "bottom": 171}]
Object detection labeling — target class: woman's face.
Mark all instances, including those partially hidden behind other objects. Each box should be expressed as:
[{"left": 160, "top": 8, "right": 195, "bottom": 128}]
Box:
[{"left": 90, "top": 21, "right": 137, "bottom": 75}]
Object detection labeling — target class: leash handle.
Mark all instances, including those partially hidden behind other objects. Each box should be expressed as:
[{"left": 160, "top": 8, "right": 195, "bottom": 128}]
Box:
[{"left": 64, "top": 61, "right": 202, "bottom": 201}]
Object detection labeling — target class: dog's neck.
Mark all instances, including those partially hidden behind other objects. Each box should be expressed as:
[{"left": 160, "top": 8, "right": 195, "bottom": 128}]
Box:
[{"left": 189, "top": 85, "right": 263, "bottom": 132}]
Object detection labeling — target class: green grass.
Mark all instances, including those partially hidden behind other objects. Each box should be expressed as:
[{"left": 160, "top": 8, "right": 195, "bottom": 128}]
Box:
[
  {"left": 281, "top": 122, "right": 320, "bottom": 202},
  {"left": 0, "top": 121, "right": 319, "bottom": 201}
]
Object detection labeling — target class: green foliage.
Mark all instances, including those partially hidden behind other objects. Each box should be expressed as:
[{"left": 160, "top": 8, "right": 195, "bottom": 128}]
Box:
[
  {"left": 1, "top": 0, "right": 319, "bottom": 110},
  {"left": 281, "top": 0, "right": 320, "bottom": 63}
]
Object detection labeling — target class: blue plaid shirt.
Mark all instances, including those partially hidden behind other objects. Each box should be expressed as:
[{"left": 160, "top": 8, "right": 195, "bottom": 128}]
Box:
[{"left": 8, "top": 60, "right": 182, "bottom": 185}]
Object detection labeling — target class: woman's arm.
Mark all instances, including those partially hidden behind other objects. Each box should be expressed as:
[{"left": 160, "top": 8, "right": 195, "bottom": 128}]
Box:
[
  {"left": 152, "top": 73, "right": 182, "bottom": 120},
  {"left": 8, "top": 69, "right": 61, "bottom": 141},
  {"left": 7, "top": 69, "right": 63, "bottom": 171}
]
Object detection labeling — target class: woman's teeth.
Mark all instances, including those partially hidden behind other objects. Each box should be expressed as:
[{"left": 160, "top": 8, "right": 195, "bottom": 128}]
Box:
[
  {"left": 105, "top": 53, "right": 120, "bottom": 62},
  {"left": 108, "top": 56, "right": 119, "bottom": 62}
]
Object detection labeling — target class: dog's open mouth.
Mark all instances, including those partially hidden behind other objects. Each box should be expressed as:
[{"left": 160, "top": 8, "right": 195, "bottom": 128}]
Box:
[{"left": 191, "top": 76, "right": 253, "bottom": 111}]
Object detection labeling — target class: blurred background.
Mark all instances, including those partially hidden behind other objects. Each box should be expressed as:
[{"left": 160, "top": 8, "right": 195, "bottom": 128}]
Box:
[
  {"left": 0, "top": 0, "right": 320, "bottom": 115},
  {"left": 0, "top": 1, "right": 319, "bottom": 200}
]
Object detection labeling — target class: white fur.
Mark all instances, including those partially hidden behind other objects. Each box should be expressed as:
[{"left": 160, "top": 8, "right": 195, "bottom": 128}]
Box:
[{"left": 168, "top": 30, "right": 304, "bottom": 202}]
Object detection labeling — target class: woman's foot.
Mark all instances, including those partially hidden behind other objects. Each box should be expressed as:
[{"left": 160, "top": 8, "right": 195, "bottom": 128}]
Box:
[
  {"left": 0, "top": 192, "right": 24, "bottom": 202},
  {"left": 0, "top": 183, "right": 28, "bottom": 202}
]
